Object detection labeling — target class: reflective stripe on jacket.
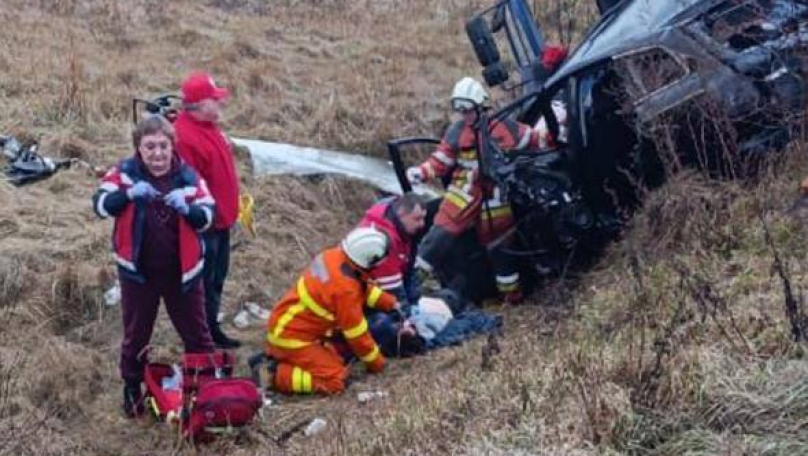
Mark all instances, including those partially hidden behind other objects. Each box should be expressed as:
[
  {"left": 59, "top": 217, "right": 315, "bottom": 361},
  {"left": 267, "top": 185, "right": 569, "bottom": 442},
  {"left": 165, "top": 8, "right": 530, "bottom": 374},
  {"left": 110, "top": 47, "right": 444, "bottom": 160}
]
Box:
[
  {"left": 359, "top": 198, "right": 415, "bottom": 295},
  {"left": 266, "top": 247, "right": 397, "bottom": 372},
  {"left": 420, "top": 119, "right": 539, "bottom": 221},
  {"left": 92, "top": 156, "right": 215, "bottom": 291}
]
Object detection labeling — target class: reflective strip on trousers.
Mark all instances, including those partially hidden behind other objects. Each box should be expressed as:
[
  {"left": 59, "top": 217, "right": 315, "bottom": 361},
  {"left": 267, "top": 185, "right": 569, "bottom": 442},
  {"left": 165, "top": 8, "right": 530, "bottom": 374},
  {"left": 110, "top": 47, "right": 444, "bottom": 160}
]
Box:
[
  {"left": 496, "top": 273, "right": 520, "bottom": 292},
  {"left": 292, "top": 366, "right": 313, "bottom": 393}
]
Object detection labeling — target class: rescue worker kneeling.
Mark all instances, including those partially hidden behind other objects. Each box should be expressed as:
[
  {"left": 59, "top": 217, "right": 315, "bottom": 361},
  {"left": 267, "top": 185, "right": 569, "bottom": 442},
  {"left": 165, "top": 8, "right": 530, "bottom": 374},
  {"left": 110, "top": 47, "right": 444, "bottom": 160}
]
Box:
[{"left": 265, "top": 227, "right": 400, "bottom": 394}]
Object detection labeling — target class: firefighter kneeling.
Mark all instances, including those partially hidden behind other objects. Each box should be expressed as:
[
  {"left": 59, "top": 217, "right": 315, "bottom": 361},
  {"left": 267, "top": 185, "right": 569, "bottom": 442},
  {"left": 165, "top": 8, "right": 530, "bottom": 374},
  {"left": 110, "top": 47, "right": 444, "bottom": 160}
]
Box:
[{"left": 264, "top": 227, "right": 400, "bottom": 394}]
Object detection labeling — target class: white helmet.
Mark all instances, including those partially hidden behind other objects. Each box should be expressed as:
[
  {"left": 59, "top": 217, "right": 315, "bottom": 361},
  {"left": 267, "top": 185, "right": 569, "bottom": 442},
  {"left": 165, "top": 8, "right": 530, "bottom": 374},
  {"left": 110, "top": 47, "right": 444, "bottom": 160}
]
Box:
[
  {"left": 451, "top": 77, "right": 489, "bottom": 111},
  {"left": 341, "top": 227, "right": 390, "bottom": 269}
]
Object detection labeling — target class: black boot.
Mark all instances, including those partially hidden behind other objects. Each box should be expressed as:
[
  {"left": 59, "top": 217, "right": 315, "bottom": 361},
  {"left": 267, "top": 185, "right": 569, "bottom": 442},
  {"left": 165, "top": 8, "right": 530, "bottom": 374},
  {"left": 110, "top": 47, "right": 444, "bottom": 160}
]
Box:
[
  {"left": 212, "top": 326, "right": 241, "bottom": 349},
  {"left": 123, "top": 380, "right": 144, "bottom": 418},
  {"left": 248, "top": 352, "right": 278, "bottom": 388}
]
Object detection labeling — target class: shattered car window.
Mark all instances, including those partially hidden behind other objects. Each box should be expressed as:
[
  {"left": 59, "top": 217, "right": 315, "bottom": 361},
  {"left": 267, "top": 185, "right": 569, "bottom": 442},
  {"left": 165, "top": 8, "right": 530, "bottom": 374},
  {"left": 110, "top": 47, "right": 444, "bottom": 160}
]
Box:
[
  {"left": 618, "top": 47, "right": 687, "bottom": 100},
  {"left": 705, "top": 0, "right": 808, "bottom": 51}
]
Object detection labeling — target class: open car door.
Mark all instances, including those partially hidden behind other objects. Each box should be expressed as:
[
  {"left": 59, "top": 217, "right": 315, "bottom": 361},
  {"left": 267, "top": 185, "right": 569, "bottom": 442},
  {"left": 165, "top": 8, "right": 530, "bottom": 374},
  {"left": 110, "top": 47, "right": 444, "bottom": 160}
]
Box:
[{"left": 387, "top": 137, "right": 499, "bottom": 303}]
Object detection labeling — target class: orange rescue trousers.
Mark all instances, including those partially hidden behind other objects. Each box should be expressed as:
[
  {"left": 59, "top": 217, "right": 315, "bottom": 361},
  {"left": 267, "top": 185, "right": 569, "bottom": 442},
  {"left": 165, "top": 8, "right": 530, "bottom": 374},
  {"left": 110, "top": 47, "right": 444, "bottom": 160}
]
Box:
[{"left": 268, "top": 343, "right": 349, "bottom": 395}]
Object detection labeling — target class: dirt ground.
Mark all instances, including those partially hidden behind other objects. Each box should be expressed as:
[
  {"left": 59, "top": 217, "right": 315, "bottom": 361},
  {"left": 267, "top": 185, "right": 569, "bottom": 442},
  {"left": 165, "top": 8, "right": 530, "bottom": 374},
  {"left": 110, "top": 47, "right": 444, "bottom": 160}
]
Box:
[{"left": 2, "top": 1, "right": 808, "bottom": 455}]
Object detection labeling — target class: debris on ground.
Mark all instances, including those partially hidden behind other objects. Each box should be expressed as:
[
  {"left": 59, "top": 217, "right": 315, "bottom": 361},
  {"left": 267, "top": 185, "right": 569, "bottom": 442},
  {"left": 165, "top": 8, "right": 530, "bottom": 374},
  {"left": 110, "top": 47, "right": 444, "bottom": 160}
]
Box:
[
  {"left": 303, "top": 418, "right": 327, "bottom": 436},
  {"left": 357, "top": 390, "right": 388, "bottom": 403}
]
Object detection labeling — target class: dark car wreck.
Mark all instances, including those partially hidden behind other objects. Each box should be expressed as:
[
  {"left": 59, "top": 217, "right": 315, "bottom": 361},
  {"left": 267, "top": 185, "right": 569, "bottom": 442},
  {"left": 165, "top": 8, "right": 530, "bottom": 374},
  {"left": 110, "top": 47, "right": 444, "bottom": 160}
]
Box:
[{"left": 389, "top": 0, "right": 808, "bottom": 302}]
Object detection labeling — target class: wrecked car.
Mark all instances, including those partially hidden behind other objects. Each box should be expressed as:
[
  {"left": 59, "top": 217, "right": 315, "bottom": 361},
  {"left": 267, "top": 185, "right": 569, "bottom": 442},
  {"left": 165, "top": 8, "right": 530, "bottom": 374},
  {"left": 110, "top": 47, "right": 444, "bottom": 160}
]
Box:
[
  {"left": 1, "top": 135, "right": 76, "bottom": 186},
  {"left": 389, "top": 0, "right": 808, "bottom": 301}
]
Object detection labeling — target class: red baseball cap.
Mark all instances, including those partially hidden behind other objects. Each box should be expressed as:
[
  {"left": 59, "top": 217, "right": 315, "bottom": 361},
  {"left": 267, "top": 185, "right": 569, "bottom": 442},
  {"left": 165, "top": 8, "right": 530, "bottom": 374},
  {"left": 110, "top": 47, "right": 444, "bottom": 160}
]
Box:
[{"left": 181, "top": 72, "right": 230, "bottom": 104}]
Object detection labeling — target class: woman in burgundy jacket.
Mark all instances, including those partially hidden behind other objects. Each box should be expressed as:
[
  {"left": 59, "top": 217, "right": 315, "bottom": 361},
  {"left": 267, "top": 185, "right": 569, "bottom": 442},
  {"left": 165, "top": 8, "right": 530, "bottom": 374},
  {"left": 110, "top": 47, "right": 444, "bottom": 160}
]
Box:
[{"left": 92, "top": 116, "right": 216, "bottom": 417}]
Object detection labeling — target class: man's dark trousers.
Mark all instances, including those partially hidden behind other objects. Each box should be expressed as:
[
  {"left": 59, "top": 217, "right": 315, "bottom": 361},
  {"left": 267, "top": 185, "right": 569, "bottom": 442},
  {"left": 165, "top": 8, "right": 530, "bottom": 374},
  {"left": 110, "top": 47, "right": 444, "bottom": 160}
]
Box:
[{"left": 203, "top": 229, "right": 230, "bottom": 336}]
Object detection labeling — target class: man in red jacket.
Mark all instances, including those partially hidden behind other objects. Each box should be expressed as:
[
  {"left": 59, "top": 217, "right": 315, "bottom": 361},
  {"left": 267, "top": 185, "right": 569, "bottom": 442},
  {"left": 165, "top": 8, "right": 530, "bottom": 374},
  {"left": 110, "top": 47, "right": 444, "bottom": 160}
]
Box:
[
  {"left": 358, "top": 193, "right": 427, "bottom": 310},
  {"left": 175, "top": 72, "right": 241, "bottom": 348}
]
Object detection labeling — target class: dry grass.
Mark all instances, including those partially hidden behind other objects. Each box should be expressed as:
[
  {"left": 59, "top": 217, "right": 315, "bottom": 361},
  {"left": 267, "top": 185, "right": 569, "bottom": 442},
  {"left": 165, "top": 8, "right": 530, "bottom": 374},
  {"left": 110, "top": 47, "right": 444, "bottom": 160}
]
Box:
[{"left": 2, "top": 1, "right": 808, "bottom": 455}]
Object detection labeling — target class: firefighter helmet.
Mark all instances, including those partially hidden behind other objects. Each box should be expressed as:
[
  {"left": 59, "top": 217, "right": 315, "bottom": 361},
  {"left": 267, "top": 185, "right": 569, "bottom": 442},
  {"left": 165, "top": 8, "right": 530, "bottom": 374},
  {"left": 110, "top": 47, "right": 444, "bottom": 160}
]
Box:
[
  {"left": 341, "top": 227, "right": 390, "bottom": 269},
  {"left": 451, "top": 77, "right": 489, "bottom": 111}
]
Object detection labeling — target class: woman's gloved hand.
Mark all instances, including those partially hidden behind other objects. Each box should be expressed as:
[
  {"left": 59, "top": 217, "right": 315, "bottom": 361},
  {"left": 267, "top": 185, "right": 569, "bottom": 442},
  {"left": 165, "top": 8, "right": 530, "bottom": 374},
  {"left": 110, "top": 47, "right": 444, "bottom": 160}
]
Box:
[
  {"left": 126, "top": 181, "right": 161, "bottom": 201},
  {"left": 164, "top": 189, "right": 190, "bottom": 215},
  {"left": 406, "top": 166, "right": 424, "bottom": 185}
]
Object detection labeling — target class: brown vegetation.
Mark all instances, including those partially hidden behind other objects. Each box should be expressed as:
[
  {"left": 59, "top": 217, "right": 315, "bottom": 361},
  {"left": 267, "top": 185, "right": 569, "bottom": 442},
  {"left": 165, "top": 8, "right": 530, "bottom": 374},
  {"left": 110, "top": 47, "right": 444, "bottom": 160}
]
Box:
[{"left": 1, "top": 1, "right": 807, "bottom": 455}]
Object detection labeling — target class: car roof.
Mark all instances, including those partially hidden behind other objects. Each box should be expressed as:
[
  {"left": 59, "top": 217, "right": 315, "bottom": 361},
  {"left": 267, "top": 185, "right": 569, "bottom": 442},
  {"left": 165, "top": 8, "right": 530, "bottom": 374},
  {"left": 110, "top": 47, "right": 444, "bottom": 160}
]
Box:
[{"left": 544, "top": 0, "right": 715, "bottom": 89}]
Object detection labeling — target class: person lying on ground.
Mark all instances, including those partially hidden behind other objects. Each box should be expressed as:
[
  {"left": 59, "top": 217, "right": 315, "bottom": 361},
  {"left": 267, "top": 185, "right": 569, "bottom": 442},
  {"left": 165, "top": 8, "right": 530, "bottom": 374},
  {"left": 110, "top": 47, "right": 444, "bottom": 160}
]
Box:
[
  {"left": 92, "top": 116, "right": 216, "bottom": 418},
  {"left": 264, "top": 227, "right": 402, "bottom": 395}
]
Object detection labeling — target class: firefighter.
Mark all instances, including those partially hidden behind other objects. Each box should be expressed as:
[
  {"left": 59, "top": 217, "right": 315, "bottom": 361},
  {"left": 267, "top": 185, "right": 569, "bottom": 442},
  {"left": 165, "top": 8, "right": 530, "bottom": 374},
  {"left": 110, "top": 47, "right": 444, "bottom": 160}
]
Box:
[
  {"left": 406, "top": 77, "right": 555, "bottom": 304},
  {"left": 264, "top": 227, "right": 400, "bottom": 395}
]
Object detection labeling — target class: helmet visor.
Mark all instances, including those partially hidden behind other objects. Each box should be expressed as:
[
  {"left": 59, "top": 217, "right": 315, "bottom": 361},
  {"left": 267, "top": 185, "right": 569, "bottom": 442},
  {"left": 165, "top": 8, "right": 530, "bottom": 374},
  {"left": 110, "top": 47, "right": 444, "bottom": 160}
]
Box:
[{"left": 452, "top": 98, "right": 476, "bottom": 113}]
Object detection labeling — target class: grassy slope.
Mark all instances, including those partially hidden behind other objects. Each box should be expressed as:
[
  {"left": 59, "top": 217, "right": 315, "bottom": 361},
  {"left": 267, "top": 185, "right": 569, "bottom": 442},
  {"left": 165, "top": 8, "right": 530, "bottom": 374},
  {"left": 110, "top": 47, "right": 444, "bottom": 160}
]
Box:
[{"left": 1, "top": 1, "right": 807, "bottom": 455}]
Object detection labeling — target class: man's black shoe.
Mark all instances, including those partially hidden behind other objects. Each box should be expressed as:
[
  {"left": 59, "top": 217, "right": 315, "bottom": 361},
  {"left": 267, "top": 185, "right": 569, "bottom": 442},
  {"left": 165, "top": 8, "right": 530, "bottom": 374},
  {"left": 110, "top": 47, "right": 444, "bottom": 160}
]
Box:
[
  {"left": 248, "top": 352, "right": 279, "bottom": 388},
  {"left": 123, "top": 381, "right": 144, "bottom": 418},
  {"left": 212, "top": 328, "right": 242, "bottom": 349}
]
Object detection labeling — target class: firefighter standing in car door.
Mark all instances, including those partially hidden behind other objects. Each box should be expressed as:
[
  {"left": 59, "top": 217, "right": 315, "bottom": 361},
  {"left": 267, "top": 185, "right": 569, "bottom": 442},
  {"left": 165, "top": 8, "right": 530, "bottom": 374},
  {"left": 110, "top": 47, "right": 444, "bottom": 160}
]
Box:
[
  {"left": 265, "top": 227, "right": 400, "bottom": 394},
  {"left": 407, "top": 77, "right": 555, "bottom": 304}
]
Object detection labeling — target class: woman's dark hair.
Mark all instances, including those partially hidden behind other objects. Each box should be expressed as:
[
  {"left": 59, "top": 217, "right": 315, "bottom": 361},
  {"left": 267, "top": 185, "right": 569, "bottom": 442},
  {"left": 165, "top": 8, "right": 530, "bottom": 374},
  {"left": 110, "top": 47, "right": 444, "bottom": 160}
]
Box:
[
  {"left": 132, "top": 115, "right": 176, "bottom": 149},
  {"left": 396, "top": 331, "right": 426, "bottom": 357}
]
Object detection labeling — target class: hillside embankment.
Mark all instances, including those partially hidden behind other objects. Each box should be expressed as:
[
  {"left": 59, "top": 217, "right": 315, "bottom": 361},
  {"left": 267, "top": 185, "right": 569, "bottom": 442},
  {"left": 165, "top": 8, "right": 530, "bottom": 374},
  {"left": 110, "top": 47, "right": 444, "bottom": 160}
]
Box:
[{"left": 2, "top": 1, "right": 807, "bottom": 455}]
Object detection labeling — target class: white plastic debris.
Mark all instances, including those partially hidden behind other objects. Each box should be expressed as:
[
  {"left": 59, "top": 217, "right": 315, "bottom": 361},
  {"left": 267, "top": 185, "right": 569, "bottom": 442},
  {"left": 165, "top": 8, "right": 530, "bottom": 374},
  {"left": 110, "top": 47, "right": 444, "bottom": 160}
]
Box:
[
  {"left": 234, "top": 137, "right": 439, "bottom": 198},
  {"left": 244, "top": 302, "right": 271, "bottom": 320},
  {"left": 104, "top": 285, "right": 121, "bottom": 307},
  {"left": 232, "top": 309, "right": 252, "bottom": 329},
  {"left": 303, "top": 418, "right": 327, "bottom": 436},
  {"left": 357, "top": 391, "right": 388, "bottom": 403},
  {"left": 217, "top": 311, "right": 225, "bottom": 324},
  {"left": 166, "top": 409, "right": 180, "bottom": 425}
]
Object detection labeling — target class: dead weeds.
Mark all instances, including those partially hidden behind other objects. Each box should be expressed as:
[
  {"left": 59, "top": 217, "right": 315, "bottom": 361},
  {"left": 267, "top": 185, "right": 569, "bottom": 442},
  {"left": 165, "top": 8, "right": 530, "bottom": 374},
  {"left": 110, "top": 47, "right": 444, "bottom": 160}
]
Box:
[{"left": 1, "top": 1, "right": 808, "bottom": 455}]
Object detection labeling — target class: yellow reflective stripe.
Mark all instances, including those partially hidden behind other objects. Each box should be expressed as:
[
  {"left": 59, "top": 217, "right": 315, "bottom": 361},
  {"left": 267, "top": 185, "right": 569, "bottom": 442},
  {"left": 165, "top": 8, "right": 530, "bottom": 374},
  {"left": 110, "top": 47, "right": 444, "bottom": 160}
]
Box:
[
  {"left": 344, "top": 319, "right": 369, "bottom": 340},
  {"left": 266, "top": 278, "right": 335, "bottom": 350},
  {"left": 445, "top": 192, "right": 470, "bottom": 210},
  {"left": 147, "top": 397, "right": 160, "bottom": 418},
  {"left": 271, "top": 302, "right": 307, "bottom": 340},
  {"left": 458, "top": 150, "right": 477, "bottom": 160},
  {"left": 497, "top": 281, "right": 519, "bottom": 292},
  {"left": 366, "top": 286, "right": 383, "bottom": 308},
  {"left": 292, "top": 367, "right": 303, "bottom": 392},
  {"left": 480, "top": 206, "right": 512, "bottom": 219},
  {"left": 446, "top": 187, "right": 473, "bottom": 202},
  {"left": 267, "top": 333, "right": 311, "bottom": 349},
  {"left": 292, "top": 367, "right": 313, "bottom": 393},
  {"left": 360, "top": 345, "right": 381, "bottom": 363},
  {"left": 297, "top": 279, "right": 334, "bottom": 321}
]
